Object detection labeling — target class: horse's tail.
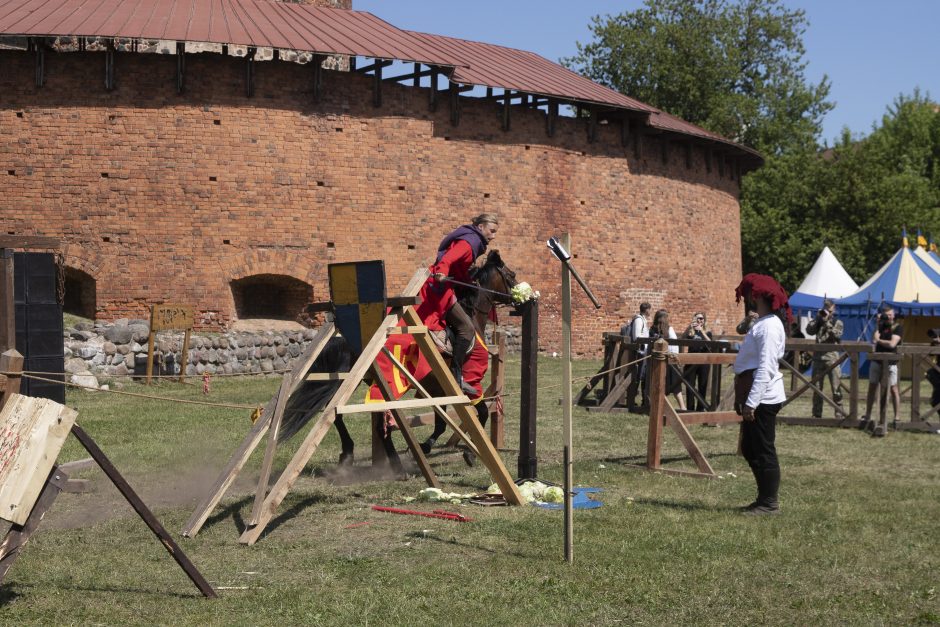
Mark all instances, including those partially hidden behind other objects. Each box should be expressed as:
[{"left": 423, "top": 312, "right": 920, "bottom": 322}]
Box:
[{"left": 278, "top": 336, "right": 356, "bottom": 442}]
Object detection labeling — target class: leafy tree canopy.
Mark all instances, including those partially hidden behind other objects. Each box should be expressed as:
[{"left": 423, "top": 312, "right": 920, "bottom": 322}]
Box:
[{"left": 564, "top": 0, "right": 833, "bottom": 155}]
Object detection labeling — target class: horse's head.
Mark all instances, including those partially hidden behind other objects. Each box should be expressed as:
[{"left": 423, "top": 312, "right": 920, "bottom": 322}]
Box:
[{"left": 462, "top": 249, "right": 518, "bottom": 333}]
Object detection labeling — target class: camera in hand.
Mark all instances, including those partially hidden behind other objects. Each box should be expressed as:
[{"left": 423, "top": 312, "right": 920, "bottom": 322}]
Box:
[{"left": 878, "top": 314, "right": 892, "bottom": 337}]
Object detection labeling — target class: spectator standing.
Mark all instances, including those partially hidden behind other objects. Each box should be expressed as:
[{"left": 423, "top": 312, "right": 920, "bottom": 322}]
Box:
[
  {"left": 926, "top": 328, "right": 940, "bottom": 415},
  {"left": 862, "top": 305, "right": 902, "bottom": 436},
  {"left": 650, "top": 309, "right": 686, "bottom": 411},
  {"left": 805, "top": 299, "right": 844, "bottom": 418},
  {"left": 622, "top": 303, "right": 651, "bottom": 410},
  {"left": 682, "top": 312, "right": 712, "bottom": 411}
]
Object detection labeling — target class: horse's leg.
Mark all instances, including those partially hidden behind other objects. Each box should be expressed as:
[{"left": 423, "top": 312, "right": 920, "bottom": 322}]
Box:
[
  {"left": 419, "top": 376, "right": 448, "bottom": 454},
  {"left": 334, "top": 417, "right": 355, "bottom": 465},
  {"left": 462, "top": 402, "right": 490, "bottom": 467},
  {"left": 382, "top": 428, "right": 404, "bottom": 475}
]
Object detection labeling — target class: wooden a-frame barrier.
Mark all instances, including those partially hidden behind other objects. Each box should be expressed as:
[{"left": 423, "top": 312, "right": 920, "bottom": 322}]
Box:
[
  {"left": 182, "top": 267, "right": 524, "bottom": 544},
  {"left": 635, "top": 339, "right": 743, "bottom": 479}
]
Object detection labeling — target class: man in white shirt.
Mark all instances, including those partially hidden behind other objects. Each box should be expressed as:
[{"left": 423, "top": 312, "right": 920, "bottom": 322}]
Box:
[
  {"left": 622, "top": 302, "right": 651, "bottom": 410},
  {"left": 733, "top": 274, "right": 789, "bottom": 516}
]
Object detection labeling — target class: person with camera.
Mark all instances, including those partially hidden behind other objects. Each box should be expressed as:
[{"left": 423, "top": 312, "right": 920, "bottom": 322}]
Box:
[
  {"left": 862, "top": 305, "right": 903, "bottom": 435},
  {"left": 622, "top": 302, "right": 652, "bottom": 411},
  {"left": 927, "top": 328, "right": 940, "bottom": 411},
  {"left": 805, "top": 299, "right": 844, "bottom": 418},
  {"left": 682, "top": 312, "right": 713, "bottom": 411}
]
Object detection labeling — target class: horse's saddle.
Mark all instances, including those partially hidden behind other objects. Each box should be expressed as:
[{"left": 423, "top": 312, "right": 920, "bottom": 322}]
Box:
[{"left": 429, "top": 327, "right": 454, "bottom": 358}]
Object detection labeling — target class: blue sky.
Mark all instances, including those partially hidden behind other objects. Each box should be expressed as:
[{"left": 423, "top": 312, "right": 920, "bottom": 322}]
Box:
[{"left": 354, "top": 1, "right": 939, "bottom": 146}]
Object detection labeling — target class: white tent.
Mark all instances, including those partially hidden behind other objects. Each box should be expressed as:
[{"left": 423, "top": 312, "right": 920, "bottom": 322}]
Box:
[{"left": 789, "top": 246, "right": 859, "bottom": 337}]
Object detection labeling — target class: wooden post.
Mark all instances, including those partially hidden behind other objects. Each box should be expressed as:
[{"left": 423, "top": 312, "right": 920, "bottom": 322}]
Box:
[
  {"left": 646, "top": 339, "right": 669, "bottom": 469},
  {"left": 178, "top": 328, "right": 191, "bottom": 383},
  {"left": 145, "top": 330, "right": 156, "bottom": 384},
  {"left": 0, "top": 466, "right": 67, "bottom": 583},
  {"left": 70, "top": 423, "right": 217, "bottom": 598},
  {"left": 560, "top": 233, "right": 573, "bottom": 564},
  {"left": 849, "top": 352, "right": 859, "bottom": 421},
  {"left": 489, "top": 331, "right": 505, "bottom": 448},
  {"left": 0, "top": 248, "right": 14, "bottom": 353},
  {"left": 518, "top": 299, "right": 538, "bottom": 479},
  {"left": 911, "top": 356, "right": 921, "bottom": 422},
  {"left": 0, "top": 349, "right": 24, "bottom": 410}
]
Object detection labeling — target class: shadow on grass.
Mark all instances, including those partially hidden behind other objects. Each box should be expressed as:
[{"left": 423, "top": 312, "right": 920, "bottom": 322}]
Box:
[
  {"left": 604, "top": 452, "right": 740, "bottom": 466},
  {"left": 201, "top": 495, "right": 252, "bottom": 534},
  {"left": 0, "top": 585, "right": 21, "bottom": 607},
  {"left": 404, "top": 531, "right": 534, "bottom": 559},
  {"left": 632, "top": 497, "right": 744, "bottom": 513}
]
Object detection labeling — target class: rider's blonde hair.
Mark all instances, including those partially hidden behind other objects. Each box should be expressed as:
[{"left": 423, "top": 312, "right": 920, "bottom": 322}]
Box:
[{"left": 472, "top": 213, "right": 499, "bottom": 226}]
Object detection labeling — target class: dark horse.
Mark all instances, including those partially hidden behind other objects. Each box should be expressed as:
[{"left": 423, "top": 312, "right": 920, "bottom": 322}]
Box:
[{"left": 277, "top": 250, "right": 517, "bottom": 469}]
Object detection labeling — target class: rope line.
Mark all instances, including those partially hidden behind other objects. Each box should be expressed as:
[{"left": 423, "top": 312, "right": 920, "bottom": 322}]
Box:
[{"left": 14, "top": 372, "right": 260, "bottom": 411}]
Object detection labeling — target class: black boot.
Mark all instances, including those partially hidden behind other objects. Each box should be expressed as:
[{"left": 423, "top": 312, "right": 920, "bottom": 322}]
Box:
[
  {"left": 745, "top": 467, "right": 780, "bottom": 515},
  {"left": 451, "top": 362, "right": 478, "bottom": 397}
]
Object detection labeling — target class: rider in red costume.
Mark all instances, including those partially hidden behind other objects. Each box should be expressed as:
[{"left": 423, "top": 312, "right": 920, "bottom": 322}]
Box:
[{"left": 416, "top": 213, "right": 499, "bottom": 395}]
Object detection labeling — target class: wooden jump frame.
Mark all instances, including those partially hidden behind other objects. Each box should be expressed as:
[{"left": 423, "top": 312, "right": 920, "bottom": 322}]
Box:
[
  {"left": 631, "top": 339, "right": 742, "bottom": 479},
  {"left": 182, "top": 267, "right": 524, "bottom": 545}
]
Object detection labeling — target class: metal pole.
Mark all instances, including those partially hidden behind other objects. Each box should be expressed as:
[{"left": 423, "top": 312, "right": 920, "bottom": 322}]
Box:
[{"left": 561, "top": 233, "right": 573, "bottom": 563}]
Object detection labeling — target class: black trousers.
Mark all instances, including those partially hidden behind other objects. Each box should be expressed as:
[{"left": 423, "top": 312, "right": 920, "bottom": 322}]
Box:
[
  {"left": 684, "top": 363, "right": 710, "bottom": 411},
  {"left": 741, "top": 402, "right": 782, "bottom": 506}
]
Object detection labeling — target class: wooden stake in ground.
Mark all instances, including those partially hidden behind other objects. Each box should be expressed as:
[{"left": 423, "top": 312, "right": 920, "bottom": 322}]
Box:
[{"left": 560, "top": 233, "right": 574, "bottom": 564}]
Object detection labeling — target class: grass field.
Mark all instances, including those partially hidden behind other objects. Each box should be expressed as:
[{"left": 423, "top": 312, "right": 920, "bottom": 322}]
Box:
[{"left": 2, "top": 357, "right": 938, "bottom": 625}]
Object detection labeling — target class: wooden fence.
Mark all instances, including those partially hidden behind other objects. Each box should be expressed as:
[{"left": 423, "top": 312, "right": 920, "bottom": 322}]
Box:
[{"left": 577, "top": 333, "right": 940, "bottom": 434}]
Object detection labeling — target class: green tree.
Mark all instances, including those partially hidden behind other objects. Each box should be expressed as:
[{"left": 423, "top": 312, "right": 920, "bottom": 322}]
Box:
[
  {"left": 564, "top": 0, "right": 833, "bottom": 154},
  {"left": 742, "top": 92, "right": 940, "bottom": 290}
]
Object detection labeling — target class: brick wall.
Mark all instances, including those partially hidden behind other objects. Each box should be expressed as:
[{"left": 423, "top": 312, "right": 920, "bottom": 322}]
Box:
[{"left": 0, "top": 49, "right": 745, "bottom": 355}]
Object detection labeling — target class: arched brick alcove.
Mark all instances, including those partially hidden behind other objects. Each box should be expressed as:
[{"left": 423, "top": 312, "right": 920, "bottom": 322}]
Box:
[
  {"left": 63, "top": 266, "right": 96, "bottom": 319},
  {"left": 230, "top": 274, "right": 312, "bottom": 322}
]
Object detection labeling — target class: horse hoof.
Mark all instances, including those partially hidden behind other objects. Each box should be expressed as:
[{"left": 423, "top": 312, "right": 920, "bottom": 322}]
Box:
[
  {"left": 420, "top": 439, "right": 434, "bottom": 455},
  {"left": 339, "top": 451, "right": 354, "bottom": 466},
  {"left": 462, "top": 450, "right": 476, "bottom": 467}
]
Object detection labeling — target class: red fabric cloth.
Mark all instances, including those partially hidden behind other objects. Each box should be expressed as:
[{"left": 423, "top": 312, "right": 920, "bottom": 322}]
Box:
[
  {"left": 415, "top": 239, "right": 475, "bottom": 330},
  {"left": 735, "top": 273, "right": 793, "bottom": 326},
  {"left": 367, "top": 330, "right": 489, "bottom": 402}
]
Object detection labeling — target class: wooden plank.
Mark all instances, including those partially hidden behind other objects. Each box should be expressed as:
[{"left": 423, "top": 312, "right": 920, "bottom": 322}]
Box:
[
  {"left": 305, "top": 372, "right": 349, "bottom": 381},
  {"left": 58, "top": 457, "right": 95, "bottom": 473},
  {"left": 849, "top": 353, "right": 859, "bottom": 421},
  {"left": 403, "top": 307, "right": 524, "bottom": 505},
  {"left": 387, "top": 325, "right": 427, "bottom": 335},
  {"left": 670, "top": 353, "right": 738, "bottom": 365},
  {"left": 665, "top": 404, "right": 715, "bottom": 475},
  {"left": 679, "top": 411, "right": 742, "bottom": 425},
  {"left": 337, "top": 395, "right": 469, "bottom": 415},
  {"left": 0, "top": 349, "right": 23, "bottom": 410},
  {"left": 0, "top": 395, "right": 78, "bottom": 525},
  {"left": 0, "top": 466, "right": 66, "bottom": 583},
  {"left": 181, "top": 321, "right": 337, "bottom": 537},
  {"left": 778, "top": 416, "right": 855, "bottom": 428},
  {"left": 70, "top": 424, "right": 217, "bottom": 598},
  {"left": 0, "top": 235, "right": 60, "bottom": 249},
  {"left": 248, "top": 375, "right": 291, "bottom": 525},
  {"left": 238, "top": 269, "right": 429, "bottom": 545},
  {"left": 596, "top": 369, "right": 633, "bottom": 412}
]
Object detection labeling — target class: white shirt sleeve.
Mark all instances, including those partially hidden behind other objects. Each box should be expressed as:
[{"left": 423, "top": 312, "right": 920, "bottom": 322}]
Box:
[
  {"left": 667, "top": 327, "right": 679, "bottom": 353},
  {"left": 745, "top": 318, "right": 786, "bottom": 408}
]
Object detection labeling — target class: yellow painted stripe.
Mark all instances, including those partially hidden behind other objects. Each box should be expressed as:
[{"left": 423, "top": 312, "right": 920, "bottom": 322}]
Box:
[{"left": 330, "top": 264, "right": 359, "bottom": 305}]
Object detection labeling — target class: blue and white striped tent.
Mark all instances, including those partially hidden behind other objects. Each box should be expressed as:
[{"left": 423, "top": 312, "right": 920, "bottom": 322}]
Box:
[
  {"left": 836, "top": 247, "right": 940, "bottom": 375},
  {"left": 837, "top": 246, "right": 940, "bottom": 317}
]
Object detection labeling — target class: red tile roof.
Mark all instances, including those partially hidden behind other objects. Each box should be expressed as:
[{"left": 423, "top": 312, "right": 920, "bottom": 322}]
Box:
[{"left": 0, "top": 0, "right": 760, "bottom": 162}]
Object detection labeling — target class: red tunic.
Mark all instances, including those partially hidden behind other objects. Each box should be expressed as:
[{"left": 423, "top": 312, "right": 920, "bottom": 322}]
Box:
[{"left": 415, "top": 239, "right": 475, "bottom": 331}]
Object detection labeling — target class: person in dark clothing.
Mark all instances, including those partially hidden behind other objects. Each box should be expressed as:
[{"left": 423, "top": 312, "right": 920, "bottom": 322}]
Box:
[
  {"left": 927, "top": 328, "right": 940, "bottom": 411},
  {"left": 682, "top": 312, "right": 712, "bottom": 411}
]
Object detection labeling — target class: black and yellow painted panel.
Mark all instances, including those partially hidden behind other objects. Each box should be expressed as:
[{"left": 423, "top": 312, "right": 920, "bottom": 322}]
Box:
[{"left": 328, "top": 260, "right": 387, "bottom": 354}]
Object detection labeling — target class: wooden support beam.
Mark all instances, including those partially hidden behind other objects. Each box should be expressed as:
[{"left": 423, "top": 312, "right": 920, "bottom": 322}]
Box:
[
  {"left": 354, "top": 59, "right": 393, "bottom": 74},
  {"left": 0, "top": 466, "right": 67, "bottom": 583},
  {"left": 383, "top": 65, "right": 433, "bottom": 84},
  {"left": 633, "top": 126, "right": 642, "bottom": 159},
  {"left": 71, "top": 424, "right": 217, "bottom": 598},
  {"left": 517, "top": 300, "right": 538, "bottom": 479},
  {"left": 248, "top": 376, "right": 291, "bottom": 525},
  {"left": 502, "top": 89, "right": 511, "bottom": 131},
  {"left": 428, "top": 67, "right": 439, "bottom": 111},
  {"left": 0, "top": 250, "right": 14, "bottom": 354},
  {"left": 34, "top": 38, "right": 44, "bottom": 88},
  {"left": 546, "top": 99, "right": 558, "bottom": 137},
  {"left": 685, "top": 142, "right": 693, "bottom": 169},
  {"left": 449, "top": 80, "right": 460, "bottom": 126},
  {"left": 176, "top": 42, "right": 185, "bottom": 93},
  {"left": 311, "top": 54, "right": 325, "bottom": 103},
  {"left": 181, "top": 322, "right": 338, "bottom": 537},
  {"left": 705, "top": 148, "right": 713, "bottom": 173},
  {"left": 660, "top": 136, "right": 669, "bottom": 164},
  {"left": 373, "top": 62, "right": 382, "bottom": 108},
  {"left": 588, "top": 106, "right": 597, "bottom": 143},
  {"left": 245, "top": 47, "right": 256, "bottom": 98},
  {"left": 305, "top": 372, "right": 348, "bottom": 381},
  {"left": 620, "top": 117, "right": 630, "bottom": 147},
  {"left": 646, "top": 340, "right": 668, "bottom": 469},
  {"left": 402, "top": 308, "right": 523, "bottom": 505},
  {"left": 0, "top": 235, "right": 60, "bottom": 249},
  {"left": 337, "top": 395, "right": 469, "bottom": 415},
  {"left": 104, "top": 39, "right": 115, "bottom": 91},
  {"left": 0, "top": 350, "right": 23, "bottom": 410}
]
